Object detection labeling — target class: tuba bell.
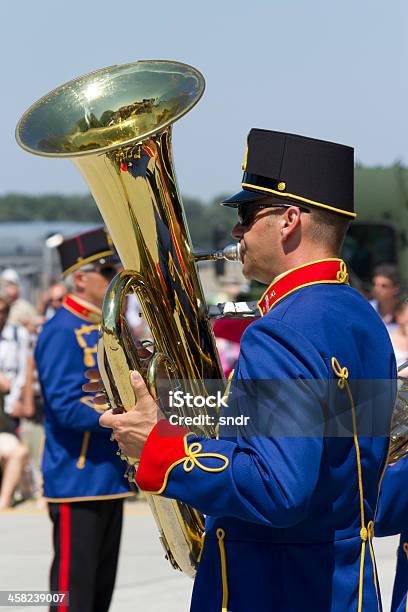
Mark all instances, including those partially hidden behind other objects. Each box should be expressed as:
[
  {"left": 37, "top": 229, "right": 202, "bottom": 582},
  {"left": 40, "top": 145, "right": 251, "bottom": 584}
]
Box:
[{"left": 16, "top": 60, "right": 239, "bottom": 577}]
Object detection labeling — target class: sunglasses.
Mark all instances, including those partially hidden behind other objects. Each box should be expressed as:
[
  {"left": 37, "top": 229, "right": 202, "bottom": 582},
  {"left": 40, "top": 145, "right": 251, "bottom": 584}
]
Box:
[
  {"left": 82, "top": 265, "right": 118, "bottom": 280},
  {"left": 237, "top": 203, "right": 310, "bottom": 227}
]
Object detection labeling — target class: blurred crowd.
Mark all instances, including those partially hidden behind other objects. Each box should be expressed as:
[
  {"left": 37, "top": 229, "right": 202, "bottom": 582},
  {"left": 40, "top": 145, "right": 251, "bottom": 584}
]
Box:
[
  {"left": 368, "top": 264, "right": 408, "bottom": 373},
  {"left": 0, "top": 263, "right": 407, "bottom": 510},
  {"left": 0, "top": 270, "right": 67, "bottom": 510}
]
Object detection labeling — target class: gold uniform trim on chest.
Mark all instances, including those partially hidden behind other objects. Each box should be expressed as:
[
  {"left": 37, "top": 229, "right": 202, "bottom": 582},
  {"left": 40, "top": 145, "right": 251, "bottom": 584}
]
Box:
[{"left": 74, "top": 323, "right": 99, "bottom": 367}]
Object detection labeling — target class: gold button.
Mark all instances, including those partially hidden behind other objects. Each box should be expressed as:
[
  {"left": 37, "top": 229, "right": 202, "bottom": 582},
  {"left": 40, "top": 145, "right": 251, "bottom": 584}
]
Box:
[{"left": 278, "top": 182, "right": 286, "bottom": 191}]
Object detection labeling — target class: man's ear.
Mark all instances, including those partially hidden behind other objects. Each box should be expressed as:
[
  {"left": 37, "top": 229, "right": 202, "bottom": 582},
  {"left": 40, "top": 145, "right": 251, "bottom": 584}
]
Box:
[
  {"left": 281, "top": 207, "right": 302, "bottom": 241},
  {"left": 73, "top": 269, "right": 86, "bottom": 291}
]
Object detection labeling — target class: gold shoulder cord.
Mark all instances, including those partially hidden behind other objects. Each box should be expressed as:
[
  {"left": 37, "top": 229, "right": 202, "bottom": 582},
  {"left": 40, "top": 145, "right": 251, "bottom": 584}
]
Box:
[{"left": 332, "top": 358, "right": 379, "bottom": 612}]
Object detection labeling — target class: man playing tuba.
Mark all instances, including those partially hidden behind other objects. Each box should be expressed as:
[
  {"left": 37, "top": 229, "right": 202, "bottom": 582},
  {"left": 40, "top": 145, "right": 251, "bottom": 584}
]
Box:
[
  {"left": 14, "top": 59, "right": 399, "bottom": 610},
  {"left": 94, "top": 130, "right": 397, "bottom": 610}
]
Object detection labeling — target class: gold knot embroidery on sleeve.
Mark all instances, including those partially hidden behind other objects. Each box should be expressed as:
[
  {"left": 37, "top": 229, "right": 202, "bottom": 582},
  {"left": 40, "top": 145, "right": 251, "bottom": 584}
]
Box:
[{"left": 182, "top": 438, "right": 229, "bottom": 474}]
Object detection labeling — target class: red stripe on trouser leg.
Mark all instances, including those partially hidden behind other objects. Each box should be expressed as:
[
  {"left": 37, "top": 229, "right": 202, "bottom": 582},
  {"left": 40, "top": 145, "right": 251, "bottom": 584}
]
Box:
[{"left": 58, "top": 503, "right": 70, "bottom": 612}]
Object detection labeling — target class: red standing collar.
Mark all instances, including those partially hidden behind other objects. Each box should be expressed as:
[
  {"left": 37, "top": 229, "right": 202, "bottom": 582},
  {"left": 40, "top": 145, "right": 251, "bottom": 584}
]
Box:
[
  {"left": 63, "top": 295, "right": 102, "bottom": 323},
  {"left": 257, "top": 259, "right": 349, "bottom": 316}
]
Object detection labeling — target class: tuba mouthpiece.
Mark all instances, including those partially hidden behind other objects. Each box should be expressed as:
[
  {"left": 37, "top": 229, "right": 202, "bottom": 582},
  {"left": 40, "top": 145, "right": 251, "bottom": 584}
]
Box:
[{"left": 193, "top": 243, "right": 240, "bottom": 262}]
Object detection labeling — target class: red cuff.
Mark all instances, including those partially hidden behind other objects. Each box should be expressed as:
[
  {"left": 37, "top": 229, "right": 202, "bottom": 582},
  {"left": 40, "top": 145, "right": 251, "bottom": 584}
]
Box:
[{"left": 135, "top": 420, "right": 191, "bottom": 493}]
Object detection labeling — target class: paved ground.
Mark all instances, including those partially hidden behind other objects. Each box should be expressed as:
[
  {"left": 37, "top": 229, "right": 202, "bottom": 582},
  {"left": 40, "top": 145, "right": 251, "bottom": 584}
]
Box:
[{"left": 0, "top": 499, "right": 400, "bottom": 611}]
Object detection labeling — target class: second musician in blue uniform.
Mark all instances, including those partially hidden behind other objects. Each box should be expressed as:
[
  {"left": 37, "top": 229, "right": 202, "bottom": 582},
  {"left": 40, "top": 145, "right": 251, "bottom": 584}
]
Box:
[{"left": 36, "top": 227, "right": 132, "bottom": 612}]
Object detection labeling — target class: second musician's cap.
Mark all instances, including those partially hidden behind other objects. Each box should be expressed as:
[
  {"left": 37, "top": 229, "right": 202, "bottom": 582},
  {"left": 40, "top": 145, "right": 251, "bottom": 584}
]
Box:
[
  {"left": 222, "top": 129, "right": 355, "bottom": 218},
  {"left": 58, "top": 226, "right": 119, "bottom": 277}
]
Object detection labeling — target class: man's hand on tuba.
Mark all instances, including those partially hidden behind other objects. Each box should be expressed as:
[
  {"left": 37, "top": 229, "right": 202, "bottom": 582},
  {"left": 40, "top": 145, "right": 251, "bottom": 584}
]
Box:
[{"left": 83, "top": 369, "right": 160, "bottom": 459}]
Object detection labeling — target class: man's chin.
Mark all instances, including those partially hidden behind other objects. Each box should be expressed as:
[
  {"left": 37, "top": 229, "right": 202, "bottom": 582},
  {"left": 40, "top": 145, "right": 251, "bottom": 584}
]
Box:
[
  {"left": 241, "top": 263, "right": 251, "bottom": 280},
  {"left": 241, "top": 260, "right": 270, "bottom": 285},
  {"left": 240, "top": 263, "right": 257, "bottom": 282}
]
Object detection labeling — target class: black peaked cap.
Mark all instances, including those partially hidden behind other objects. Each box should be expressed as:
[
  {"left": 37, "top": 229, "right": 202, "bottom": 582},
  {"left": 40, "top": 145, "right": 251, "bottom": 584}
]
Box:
[
  {"left": 222, "top": 129, "right": 355, "bottom": 218},
  {"left": 58, "top": 226, "right": 119, "bottom": 277}
]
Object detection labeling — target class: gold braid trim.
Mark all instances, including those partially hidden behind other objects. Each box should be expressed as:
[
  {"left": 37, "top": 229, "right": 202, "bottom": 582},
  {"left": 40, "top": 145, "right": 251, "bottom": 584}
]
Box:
[
  {"left": 217, "top": 528, "right": 229, "bottom": 612},
  {"left": 332, "top": 357, "right": 378, "bottom": 612},
  {"left": 76, "top": 431, "right": 90, "bottom": 469}
]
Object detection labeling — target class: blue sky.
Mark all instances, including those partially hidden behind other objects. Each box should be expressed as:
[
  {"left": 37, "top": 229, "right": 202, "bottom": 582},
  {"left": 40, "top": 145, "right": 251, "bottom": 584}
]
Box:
[{"left": 2, "top": 0, "right": 407, "bottom": 201}]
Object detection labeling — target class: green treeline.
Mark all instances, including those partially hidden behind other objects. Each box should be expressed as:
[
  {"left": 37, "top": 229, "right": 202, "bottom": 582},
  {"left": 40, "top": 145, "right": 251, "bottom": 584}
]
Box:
[
  {"left": 0, "top": 194, "right": 99, "bottom": 222},
  {"left": 1, "top": 164, "right": 407, "bottom": 249},
  {"left": 0, "top": 193, "right": 234, "bottom": 249}
]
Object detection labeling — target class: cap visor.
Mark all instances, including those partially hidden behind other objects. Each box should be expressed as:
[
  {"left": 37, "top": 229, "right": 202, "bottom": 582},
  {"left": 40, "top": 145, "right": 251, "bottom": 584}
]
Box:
[
  {"left": 96, "top": 253, "right": 120, "bottom": 265},
  {"left": 221, "top": 188, "right": 268, "bottom": 207}
]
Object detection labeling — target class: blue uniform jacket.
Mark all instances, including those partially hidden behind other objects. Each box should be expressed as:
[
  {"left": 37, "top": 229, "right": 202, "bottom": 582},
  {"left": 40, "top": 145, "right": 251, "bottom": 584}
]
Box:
[
  {"left": 35, "top": 295, "right": 131, "bottom": 502},
  {"left": 136, "top": 259, "right": 396, "bottom": 612},
  {"left": 376, "top": 455, "right": 408, "bottom": 612}
]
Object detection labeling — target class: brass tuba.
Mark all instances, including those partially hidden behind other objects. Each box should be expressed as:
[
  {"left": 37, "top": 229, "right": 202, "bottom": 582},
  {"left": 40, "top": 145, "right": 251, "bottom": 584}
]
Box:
[
  {"left": 388, "top": 360, "right": 408, "bottom": 464},
  {"left": 16, "top": 60, "right": 239, "bottom": 577}
]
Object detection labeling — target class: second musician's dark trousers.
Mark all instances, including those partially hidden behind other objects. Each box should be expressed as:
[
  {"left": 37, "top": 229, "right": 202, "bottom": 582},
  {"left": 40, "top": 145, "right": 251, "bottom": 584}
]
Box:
[{"left": 48, "top": 498, "right": 124, "bottom": 612}]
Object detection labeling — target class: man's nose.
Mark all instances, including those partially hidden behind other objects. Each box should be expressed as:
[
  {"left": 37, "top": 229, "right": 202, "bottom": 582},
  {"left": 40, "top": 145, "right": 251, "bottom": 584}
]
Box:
[{"left": 231, "top": 222, "right": 244, "bottom": 240}]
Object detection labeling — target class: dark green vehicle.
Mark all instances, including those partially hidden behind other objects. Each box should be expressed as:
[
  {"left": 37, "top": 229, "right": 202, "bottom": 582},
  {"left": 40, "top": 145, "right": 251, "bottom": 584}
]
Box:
[{"left": 343, "top": 165, "right": 408, "bottom": 291}]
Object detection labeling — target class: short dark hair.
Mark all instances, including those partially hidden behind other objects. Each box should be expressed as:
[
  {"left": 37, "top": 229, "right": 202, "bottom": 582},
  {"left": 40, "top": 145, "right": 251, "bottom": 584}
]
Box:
[
  {"left": 372, "top": 264, "right": 400, "bottom": 286},
  {"left": 307, "top": 207, "right": 350, "bottom": 254}
]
